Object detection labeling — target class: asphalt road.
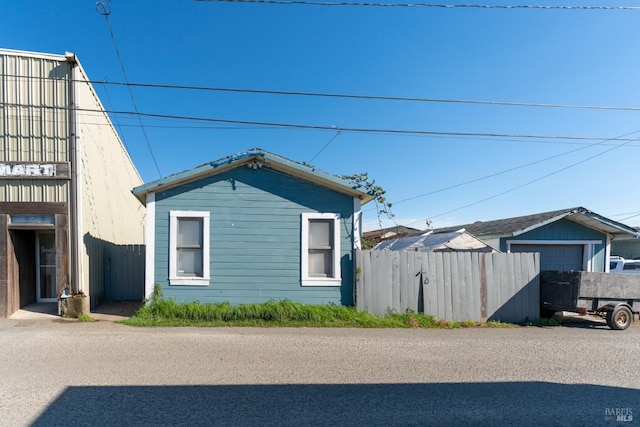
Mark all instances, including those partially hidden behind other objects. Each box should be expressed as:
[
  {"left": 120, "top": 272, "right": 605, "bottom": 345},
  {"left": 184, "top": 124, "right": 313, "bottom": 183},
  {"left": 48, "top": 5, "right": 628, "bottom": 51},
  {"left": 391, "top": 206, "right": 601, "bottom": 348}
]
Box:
[{"left": 0, "top": 317, "right": 638, "bottom": 426}]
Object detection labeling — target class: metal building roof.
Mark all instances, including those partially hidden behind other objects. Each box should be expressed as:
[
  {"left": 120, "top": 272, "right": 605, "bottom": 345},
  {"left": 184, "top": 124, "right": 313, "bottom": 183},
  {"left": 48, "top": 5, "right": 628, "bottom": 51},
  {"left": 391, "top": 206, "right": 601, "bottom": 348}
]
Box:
[{"left": 374, "top": 229, "right": 496, "bottom": 252}]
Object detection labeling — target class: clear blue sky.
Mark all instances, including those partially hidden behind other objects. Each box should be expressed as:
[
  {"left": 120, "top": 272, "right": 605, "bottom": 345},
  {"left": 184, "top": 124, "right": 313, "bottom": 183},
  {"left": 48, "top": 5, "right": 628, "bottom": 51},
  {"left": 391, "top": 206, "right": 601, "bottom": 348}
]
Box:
[{"left": 3, "top": 0, "right": 640, "bottom": 231}]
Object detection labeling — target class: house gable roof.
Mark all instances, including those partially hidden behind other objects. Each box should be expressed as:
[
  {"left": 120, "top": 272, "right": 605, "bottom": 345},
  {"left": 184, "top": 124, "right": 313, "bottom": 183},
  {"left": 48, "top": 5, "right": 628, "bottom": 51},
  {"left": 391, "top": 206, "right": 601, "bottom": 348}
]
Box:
[
  {"left": 132, "top": 148, "right": 375, "bottom": 205},
  {"left": 433, "top": 207, "right": 640, "bottom": 240}
]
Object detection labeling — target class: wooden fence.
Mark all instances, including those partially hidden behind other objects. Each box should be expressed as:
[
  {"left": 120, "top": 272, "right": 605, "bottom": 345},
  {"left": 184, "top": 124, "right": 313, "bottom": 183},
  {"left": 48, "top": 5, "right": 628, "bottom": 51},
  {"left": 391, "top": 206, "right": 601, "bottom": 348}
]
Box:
[
  {"left": 355, "top": 250, "right": 540, "bottom": 323},
  {"left": 104, "top": 244, "right": 145, "bottom": 301}
]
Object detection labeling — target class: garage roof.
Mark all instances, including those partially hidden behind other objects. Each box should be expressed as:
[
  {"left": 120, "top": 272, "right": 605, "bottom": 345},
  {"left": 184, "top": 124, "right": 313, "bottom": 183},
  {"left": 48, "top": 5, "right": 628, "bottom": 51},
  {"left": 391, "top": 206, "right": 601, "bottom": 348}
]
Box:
[{"left": 434, "top": 207, "right": 640, "bottom": 240}]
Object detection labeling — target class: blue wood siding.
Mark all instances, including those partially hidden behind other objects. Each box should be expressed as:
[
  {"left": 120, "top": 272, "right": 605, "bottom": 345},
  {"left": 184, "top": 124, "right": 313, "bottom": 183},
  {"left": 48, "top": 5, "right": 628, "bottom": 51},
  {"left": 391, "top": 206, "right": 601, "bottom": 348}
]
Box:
[
  {"left": 500, "top": 218, "right": 607, "bottom": 271},
  {"left": 153, "top": 167, "right": 356, "bottom": 305}
]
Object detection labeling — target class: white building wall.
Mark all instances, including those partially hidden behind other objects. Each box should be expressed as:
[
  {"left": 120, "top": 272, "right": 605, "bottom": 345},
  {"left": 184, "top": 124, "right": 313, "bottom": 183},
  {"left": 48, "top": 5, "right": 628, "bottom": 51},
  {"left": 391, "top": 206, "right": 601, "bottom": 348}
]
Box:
[{"left": 74, "top": 60, "right": 146, "bottom": 306}]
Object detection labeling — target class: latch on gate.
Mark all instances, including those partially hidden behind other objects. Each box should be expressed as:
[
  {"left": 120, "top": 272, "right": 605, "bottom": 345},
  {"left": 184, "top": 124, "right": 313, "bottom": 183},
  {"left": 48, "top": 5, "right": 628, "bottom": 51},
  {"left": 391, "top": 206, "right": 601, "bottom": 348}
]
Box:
[{"left": 415, "top": 271, "right": 429, "bottom": 285}]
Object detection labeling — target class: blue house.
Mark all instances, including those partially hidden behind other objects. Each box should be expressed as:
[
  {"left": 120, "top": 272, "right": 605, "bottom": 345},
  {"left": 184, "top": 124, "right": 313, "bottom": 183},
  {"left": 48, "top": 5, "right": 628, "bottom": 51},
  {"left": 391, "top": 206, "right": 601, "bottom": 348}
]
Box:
[
  {"left": 433, "top": 207, "right": 640, "bottom": 272},
  {"left": 132, "top": 149, "right": 374, "bottom": 305}
]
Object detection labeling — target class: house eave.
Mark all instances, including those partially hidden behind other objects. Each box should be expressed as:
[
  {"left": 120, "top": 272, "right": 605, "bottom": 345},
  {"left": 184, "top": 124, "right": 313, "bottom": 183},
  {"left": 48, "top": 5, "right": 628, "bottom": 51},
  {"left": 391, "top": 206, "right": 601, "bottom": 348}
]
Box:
[
  {"left": 492, "top": 208, "right": 640, "bottom": 240},
  {"left": 132, "top": 149, "right": 374, "bottom": 205},
  {"left": 510, "top": 212, "right": 575, "bottom": 238}
]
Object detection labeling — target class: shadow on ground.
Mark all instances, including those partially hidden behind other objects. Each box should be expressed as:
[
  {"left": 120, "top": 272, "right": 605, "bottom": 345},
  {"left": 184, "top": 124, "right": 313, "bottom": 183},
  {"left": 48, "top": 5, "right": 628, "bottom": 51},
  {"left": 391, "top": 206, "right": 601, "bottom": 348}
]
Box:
[
  {"left": 32, "top": 382, "right": 637, "bottom": 426},
  {"left": 91, "top": 300, "right": 143, "bottom": 321},
  {"left": 553, "top": 313, "right": 615, "bottom": 330}
]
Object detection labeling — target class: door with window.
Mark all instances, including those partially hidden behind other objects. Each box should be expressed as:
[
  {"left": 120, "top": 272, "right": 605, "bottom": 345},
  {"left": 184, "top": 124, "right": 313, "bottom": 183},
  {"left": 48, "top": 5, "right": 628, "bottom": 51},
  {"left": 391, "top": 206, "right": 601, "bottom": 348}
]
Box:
[{"left": 36, "top": 232, "right": 57, "bottom": 302}]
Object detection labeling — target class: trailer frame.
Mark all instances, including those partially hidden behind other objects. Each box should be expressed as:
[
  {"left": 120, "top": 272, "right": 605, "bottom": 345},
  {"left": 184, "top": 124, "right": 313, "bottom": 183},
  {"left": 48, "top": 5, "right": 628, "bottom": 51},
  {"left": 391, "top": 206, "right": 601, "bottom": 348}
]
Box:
[{"left": 540, "top": 270, "right": 640, "bottom": 330}]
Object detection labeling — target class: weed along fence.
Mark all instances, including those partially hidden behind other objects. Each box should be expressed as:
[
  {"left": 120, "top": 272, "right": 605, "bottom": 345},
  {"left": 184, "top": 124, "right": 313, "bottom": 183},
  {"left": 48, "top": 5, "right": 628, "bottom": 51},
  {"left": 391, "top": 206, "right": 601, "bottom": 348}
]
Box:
[{"left": 355, "top": 251, "right": 540, "bottom": 323}]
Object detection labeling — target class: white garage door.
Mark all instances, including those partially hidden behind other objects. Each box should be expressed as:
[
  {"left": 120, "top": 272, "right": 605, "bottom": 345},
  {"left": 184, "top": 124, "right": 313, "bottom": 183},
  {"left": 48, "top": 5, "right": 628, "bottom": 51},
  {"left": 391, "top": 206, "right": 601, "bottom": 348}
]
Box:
[{"left": 511, "top": 244, "right": 583, "bottom": 271}]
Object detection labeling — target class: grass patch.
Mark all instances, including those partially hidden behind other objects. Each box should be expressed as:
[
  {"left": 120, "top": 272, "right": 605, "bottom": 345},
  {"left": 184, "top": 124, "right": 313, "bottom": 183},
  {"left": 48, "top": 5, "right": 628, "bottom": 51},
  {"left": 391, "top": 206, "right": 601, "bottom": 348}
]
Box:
[
  {"left": 77, "top": 313, "right": 98, "bottom": 322},
  {"left": 121, "top": 299, "right": 451, "bottom": 328},
  {"left": 122, "top": 299, "right": 514, "bottom": 328},
  {"left": 118, "top": 286, "right": 536, "bottom": 328}
]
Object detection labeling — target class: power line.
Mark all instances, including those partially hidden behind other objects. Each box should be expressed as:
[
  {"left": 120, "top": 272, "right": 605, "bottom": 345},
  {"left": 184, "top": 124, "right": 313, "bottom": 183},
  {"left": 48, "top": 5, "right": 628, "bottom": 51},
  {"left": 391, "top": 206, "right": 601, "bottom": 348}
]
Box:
[
  {"left": 194, "top": 0, "right": 640, "bottom": 10},
  {"left": 363, "top": 129, "right": 640, "bottom": 214},
  {"left": 88, "top": 79, "right": 640, "bottom": 113},
  {"left": 7, "top": 74, "right": 640, "bottom": 113},
  {"left": 619, "top": 213, "right": 640, "bottom": 222},
  {"left": 75, "top": 110, "right": 640, "bottom": 142},
  {"left": 408, "top": 131, "right": 640, "bottom": 226},
  {"left": 5, "top": 101, "right": 640, "bottom": 143},
  {"left": 97, "top": 1, "right": 162, "bottom": 178},
  {"left": 99, "top": 76, "right": 128, "bottom": 149},
  {"left": 608, "top": 210, "right": 640, "bottom": 218},
  {"left": 308, "top": 128, "right": 342, "bottom": 163}
]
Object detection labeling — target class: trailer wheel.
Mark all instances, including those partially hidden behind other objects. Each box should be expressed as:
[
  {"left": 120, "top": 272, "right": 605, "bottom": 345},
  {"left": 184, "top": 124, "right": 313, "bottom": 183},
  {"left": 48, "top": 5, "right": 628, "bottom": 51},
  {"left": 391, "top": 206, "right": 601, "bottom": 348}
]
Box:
[{"left": 605, "top": 306, "right": 633, "bottom": 331}]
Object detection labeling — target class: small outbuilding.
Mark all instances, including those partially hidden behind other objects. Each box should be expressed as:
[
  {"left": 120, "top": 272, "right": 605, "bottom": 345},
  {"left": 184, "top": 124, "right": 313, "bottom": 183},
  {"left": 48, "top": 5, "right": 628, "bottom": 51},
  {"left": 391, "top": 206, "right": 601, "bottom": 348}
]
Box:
[
  {"left": 373, "top": 228, "right": 496, "bottom": 253},
  {"left": 132, "top": 149, "right": 374, "bottom": 306},
  {"left": 433, "top": 207, "right": 640, "bottom": 272}
]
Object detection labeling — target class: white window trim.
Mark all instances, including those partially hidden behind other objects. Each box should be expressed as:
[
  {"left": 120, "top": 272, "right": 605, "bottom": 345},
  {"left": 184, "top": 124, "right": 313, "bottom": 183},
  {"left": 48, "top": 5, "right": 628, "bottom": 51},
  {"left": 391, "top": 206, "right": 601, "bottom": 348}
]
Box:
[
  {"left": 353, "top": 198, "right": 362, "bottom": 250},
  {"left": 169, "top": 210, "right": 210, "bottom": 286},
  {"left": 301, "top": 212, "right": 341, "bottom": 287},
  {"left": 144, "top": 193, "right": 156, "bottom": 301}
]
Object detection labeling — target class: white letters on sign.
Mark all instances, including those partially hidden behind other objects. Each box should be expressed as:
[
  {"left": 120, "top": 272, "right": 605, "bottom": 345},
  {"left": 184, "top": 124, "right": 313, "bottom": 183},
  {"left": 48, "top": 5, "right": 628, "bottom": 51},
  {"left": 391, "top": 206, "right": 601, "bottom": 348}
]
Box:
[{"left": 0, "top": 164, "right": 56, "bottom": 177}]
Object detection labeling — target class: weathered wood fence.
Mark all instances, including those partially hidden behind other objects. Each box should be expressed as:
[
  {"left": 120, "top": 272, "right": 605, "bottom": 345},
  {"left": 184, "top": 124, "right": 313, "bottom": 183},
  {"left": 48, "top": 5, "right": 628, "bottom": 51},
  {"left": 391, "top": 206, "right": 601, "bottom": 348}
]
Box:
[{"left": 355, "top": 250, "right": 540, "bottom": 323}]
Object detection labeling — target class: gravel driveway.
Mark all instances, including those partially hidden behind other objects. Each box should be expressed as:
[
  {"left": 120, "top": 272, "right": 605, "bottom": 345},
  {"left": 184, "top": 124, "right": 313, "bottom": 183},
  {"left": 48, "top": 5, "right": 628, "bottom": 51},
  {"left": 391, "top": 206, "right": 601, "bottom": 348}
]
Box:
[{"left": 0, "top": 318, "right": 638, "bottom": 426}]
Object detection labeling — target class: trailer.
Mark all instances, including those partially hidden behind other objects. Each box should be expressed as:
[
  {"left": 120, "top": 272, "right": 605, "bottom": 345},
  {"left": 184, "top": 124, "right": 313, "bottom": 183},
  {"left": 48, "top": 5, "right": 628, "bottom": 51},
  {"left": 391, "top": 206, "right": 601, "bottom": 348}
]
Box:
[{"left": 540, "top": 270, "right": 640, "bottom": 330}]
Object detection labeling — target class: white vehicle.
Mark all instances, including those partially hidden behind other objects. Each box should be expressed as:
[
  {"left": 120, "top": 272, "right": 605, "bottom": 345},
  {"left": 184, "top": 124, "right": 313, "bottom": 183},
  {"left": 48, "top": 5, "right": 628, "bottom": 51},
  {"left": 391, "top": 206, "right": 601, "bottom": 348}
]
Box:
[{"left": 609, "top": 256, "right": 640, "bottom": 274}]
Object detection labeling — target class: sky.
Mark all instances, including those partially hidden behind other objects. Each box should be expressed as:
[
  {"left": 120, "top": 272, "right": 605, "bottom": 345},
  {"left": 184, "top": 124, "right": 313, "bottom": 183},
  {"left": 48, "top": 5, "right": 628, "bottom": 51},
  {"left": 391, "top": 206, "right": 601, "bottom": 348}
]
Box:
[{"left": 2, "top": 0, "right": 640, "bottom": 231}]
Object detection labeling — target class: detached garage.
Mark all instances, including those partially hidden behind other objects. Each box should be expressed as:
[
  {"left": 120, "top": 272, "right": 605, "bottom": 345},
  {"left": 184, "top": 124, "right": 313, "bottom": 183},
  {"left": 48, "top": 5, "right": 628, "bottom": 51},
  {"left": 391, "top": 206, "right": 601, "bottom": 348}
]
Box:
[{"left": 432, "top": 207, "right": 640, "bottom": 272}]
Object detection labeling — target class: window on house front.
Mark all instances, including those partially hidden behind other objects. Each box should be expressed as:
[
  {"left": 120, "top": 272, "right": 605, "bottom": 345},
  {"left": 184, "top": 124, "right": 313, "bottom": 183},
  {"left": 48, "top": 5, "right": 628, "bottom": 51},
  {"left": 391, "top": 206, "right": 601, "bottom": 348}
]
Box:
[
  {"left": 301, "top": 213, "right": 341, "bottom": 286},
  {"left": 169, "top": 211, "right": 210, "bottom": 285}
]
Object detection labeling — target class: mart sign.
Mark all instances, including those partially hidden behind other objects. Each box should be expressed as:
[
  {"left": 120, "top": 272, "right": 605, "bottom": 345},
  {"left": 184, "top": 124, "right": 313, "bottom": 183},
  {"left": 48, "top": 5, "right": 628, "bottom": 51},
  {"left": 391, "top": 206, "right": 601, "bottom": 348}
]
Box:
[{"left": 0, "top": 163, "right": 56, "bottom": 177}]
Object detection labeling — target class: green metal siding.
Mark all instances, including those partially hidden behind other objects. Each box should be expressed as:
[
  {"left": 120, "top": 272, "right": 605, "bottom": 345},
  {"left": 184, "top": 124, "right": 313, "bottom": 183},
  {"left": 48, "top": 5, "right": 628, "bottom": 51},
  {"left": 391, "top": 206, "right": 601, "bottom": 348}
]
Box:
[
  {"left": 154, "top": 166, "right": 356, "bottom": 305},
  {"left": 500, "top": 218, "right": 608, "bottom": 272}
]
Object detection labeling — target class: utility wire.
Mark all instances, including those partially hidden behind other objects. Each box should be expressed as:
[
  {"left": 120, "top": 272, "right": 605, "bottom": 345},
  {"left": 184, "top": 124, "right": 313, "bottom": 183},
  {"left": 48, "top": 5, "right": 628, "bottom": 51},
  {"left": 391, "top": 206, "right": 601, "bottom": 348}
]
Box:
[
  {"left": 619, "top": 212, "right": 640, "bottom": 222},
  {"left": 409, "top": 131, "right": 640, "bottom": 226},
  {"left": 194, "top": 0, "right": 640, "bottom": 10},
  {"left": 97, "top": 1, "right": 163, "bottom": 178},
  {"left": 89, "top": 79, "right": 640, "bottom": 113},
  {"left": 5, "top": 101, "right": 640, "bottom": 143},
  {"left": 308, "top": 128, "right": 342, "bottom": 163},
  {"left": 364, "top": 129, "right": 640, "bottom": 214},
  {"left": 609, "top": 210, "right": 640, "bottom": 218},
  {"left": 99, "top": 76, "right": 128, "bottom": 149},
  {"left": 7, "top": 74, "right": 640, "bottom": 113}
]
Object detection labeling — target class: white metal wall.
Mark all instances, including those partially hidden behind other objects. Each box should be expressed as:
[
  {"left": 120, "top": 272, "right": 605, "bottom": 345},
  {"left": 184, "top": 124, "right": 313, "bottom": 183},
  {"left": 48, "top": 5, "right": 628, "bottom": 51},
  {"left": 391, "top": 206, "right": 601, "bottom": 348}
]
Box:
[{"left": 74, "top": 62, "right": 146, "bottom": 306}]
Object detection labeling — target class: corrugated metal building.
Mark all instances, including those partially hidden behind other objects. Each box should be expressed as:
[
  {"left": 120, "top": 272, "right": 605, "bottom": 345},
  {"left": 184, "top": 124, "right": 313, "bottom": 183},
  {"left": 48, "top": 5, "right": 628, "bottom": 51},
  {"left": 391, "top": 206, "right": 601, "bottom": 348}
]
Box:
[{"left": 0, "top": 48, "right": 145, "bottom": 317}]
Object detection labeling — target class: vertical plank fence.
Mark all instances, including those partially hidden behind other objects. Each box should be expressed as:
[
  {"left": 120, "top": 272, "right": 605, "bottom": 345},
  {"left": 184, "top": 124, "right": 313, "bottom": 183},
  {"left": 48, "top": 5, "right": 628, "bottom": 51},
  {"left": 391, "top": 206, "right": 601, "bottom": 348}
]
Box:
[
  {"left": 356, "top": 250, "right": 540, "bottom": 323},
  {"left": 104, "top": 244, "right": 145, "bottom": 301}
]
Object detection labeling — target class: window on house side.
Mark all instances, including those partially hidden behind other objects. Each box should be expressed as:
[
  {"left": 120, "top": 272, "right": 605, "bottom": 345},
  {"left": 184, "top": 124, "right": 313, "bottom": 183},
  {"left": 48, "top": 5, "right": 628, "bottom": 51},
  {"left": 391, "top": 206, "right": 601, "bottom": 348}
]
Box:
[
  {"left": 177, "top": 217, "right": 203, "bottom": 276},
  {"left": 301, "top": 213, "right": 341, "bottom": 286},
  {"left": 169, "top": 211, "right": 210, "bottom": 285}
]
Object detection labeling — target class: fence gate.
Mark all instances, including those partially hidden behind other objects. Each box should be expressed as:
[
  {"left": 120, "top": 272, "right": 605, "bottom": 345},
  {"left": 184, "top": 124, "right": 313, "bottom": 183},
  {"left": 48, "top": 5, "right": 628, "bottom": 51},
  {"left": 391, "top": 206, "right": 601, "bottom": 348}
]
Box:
[{"left": 104, "top": 244, "right": 145, "bottom": 301}]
